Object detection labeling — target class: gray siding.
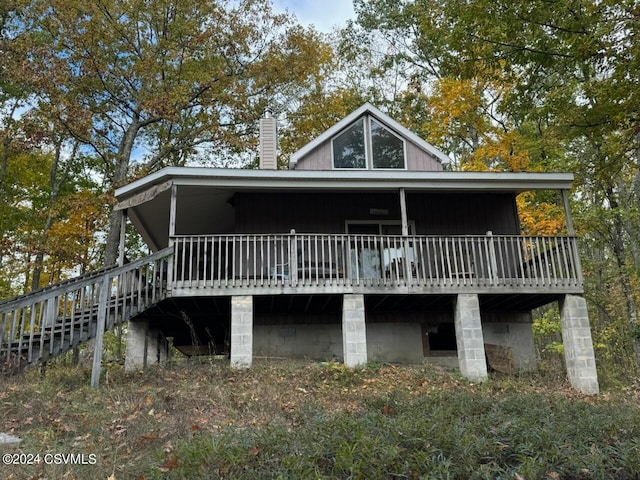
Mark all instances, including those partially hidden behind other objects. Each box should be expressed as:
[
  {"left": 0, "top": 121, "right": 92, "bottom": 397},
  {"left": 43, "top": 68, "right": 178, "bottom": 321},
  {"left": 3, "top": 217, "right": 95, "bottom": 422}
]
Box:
[
  {"left": 406, "top": 142, "right": 443, "bottom": 171},
  {"left": 294, "top": 142, "right": 332, "bottom": 170},
  {"left": 234, "top": 192, "right": 520, "bottom": 235}
]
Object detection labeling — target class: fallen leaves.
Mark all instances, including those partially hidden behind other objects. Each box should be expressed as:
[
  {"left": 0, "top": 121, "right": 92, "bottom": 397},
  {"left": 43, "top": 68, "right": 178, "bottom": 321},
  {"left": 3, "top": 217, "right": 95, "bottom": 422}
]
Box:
[
  {"left": 248, "top": 446, "right": 261, "bottom": 457},
  {"left": 160, "top": 452, "right": 178, "bottom": 472}
]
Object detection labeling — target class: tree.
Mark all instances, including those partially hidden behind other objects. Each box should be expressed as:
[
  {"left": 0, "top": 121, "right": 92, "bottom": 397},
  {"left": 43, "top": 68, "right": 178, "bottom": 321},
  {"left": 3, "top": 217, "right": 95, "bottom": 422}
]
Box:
[
  {"left": 348, "top": 0, "right": 640, "bottom": 370},
  {"left": 9, "top": 0, "right": 331, "bottom": 265}
]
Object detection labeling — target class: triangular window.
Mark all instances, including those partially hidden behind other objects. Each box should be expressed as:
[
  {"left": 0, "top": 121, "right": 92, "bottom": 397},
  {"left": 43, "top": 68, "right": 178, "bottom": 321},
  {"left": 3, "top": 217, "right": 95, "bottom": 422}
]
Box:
[
  {"left": 371, "top": 119, "right": 404, "bottom": 168},
  {"left": 332, "top": 116, "right": 405, "bottom": 169},
  {"left": 333, "top": 118, "right": 366, "bottom": 169}
]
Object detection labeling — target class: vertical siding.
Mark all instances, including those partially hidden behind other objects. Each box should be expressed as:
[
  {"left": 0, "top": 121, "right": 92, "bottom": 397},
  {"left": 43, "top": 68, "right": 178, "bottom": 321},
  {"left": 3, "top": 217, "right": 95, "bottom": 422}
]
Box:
[
  {"left": 408, "top": 193, "right": 520, "bottom": 235},
  {"left": 293, "top": 143, "right": 333, "bottom": 170},
  {"left": 235, "top": 192, "right": 520, "bottom": 235},
  {"left": 235, "top": 192, "right": 401, "bottom": 233},
  {"left": 405, "top": 142, "right": 444, "bottom": 171}
]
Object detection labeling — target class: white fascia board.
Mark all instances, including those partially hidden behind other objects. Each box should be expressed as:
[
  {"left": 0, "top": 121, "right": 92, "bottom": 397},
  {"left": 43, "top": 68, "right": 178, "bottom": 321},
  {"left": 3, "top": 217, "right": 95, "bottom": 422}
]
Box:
[
  {"left": 288, "top": 102, "right": 451, "bottom": 168},
  {"left": 115, "top": 167, "right": 574, "bottom": 202}
]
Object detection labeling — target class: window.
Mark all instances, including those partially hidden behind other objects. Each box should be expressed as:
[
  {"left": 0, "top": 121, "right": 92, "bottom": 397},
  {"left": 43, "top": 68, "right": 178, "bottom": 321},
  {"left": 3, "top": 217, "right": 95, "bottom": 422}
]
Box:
[
  {"left": 332, "top": 116, "right": 405, "bottom": 169},
  {"left": 333, "top": 118, "right": 366, "bottom": 169},
  {"left": 371, "top": 120, "right": 404, "bottom": 168}
]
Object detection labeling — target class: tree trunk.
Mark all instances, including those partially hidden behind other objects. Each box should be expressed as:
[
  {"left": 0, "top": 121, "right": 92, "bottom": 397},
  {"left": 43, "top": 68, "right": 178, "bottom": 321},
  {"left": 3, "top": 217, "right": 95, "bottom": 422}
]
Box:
[
  {"left": 606, "top": 186, "right": 640, "bottom": 367},
  {"left": 0, "top": 136, "right": 10, "bottom": 271},
  {"left": 31, "top": 141, "right": 76, "bottom": 291},
  {"left": 103, "top": 120, "right": 140, "bottom": 267}
]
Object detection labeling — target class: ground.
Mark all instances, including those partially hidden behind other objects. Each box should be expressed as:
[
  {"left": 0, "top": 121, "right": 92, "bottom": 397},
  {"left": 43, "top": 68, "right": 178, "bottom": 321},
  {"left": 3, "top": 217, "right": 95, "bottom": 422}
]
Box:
[{"left": 1, "top": 358, "right": 639, "bottom": 479}]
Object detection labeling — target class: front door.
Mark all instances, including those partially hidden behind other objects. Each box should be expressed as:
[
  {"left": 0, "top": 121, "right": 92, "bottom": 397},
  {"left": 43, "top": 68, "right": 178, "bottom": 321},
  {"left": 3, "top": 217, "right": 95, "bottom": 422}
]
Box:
[
  {"left": 347, "top": 223, "right": 382, "bottom": 279},
  {"left": 346, "top": 222, "right": 415, "bottom": 280}
]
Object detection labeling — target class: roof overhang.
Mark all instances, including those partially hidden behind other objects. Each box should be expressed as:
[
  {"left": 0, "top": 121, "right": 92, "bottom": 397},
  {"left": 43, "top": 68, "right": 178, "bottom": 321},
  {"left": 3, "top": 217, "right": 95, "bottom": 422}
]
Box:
[
  {"left": 116, "top": 167, "right": 574, "bottom": 201},
  {"left": 115, "top": 167, "right": 574, "bottom": 251}
]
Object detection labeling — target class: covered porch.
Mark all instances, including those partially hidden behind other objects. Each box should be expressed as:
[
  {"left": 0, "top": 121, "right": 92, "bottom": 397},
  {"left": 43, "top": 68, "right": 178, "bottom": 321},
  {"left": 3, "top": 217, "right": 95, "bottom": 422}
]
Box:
[{"left": 114, "top": 168, "right": 599, "bottom": 394}]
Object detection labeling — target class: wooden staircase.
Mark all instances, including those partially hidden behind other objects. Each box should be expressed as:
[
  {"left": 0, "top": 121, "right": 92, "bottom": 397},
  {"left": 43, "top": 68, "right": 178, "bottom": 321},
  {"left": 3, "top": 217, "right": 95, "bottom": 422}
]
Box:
[{"left": 0, "top": 248, "right": 173, "bottom": 382}]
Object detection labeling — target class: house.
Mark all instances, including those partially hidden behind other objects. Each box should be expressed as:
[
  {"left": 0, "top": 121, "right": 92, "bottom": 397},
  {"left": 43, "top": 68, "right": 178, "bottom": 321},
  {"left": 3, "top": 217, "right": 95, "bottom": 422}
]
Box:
[{"left": 0, "top": 104, "right": 599, "bottom": 394}]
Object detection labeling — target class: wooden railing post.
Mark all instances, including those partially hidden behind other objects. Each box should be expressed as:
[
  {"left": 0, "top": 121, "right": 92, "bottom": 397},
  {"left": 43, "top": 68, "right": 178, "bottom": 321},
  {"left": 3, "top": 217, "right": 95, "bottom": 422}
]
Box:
[
  {"left": 289, "top": 230, "right": 298, "bottom": 286},
  {"left": 91, "top": 274, "right": 111, "bottom": 388},
  {"left": 486, "top": 231, "right": 499, "bottom": 285},
  {"left": 570, "top": 236, "right": 583, "bottom": 287}
]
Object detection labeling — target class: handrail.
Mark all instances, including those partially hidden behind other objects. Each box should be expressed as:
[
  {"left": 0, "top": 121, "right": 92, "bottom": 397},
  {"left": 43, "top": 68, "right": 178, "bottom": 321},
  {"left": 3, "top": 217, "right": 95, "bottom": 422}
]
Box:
[
  {"left": 0, "top": 264, "right": 119, "bottom": 308},
  {"left": 0, "top": 248, "right": 173, "bottom": 313},
  {"left": 1, "top": 247, "right": 174, "bottom": 378}
]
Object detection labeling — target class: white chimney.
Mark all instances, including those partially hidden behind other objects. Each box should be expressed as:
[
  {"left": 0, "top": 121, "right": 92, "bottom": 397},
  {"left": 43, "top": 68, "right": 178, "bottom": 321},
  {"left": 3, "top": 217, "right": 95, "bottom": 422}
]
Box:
[{"left": 259, "top": 109, "right": 277, "bottom": 169}]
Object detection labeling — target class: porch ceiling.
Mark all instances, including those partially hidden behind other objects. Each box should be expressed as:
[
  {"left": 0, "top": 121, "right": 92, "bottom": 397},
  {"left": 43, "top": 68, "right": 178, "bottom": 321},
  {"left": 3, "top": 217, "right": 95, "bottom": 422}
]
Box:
[{"left": 116, "top": 167, "right": 575, "bottom": 251}]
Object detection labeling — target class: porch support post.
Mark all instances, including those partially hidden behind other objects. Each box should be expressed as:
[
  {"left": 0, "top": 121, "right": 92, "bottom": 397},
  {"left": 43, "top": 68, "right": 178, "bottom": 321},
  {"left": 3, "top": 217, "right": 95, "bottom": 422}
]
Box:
[
  {"left": 559, "top": 294, "right": 599, "bottom": 394},
  {"left": 399, "top": 188, "right": 409, "bottom": 236},
  {"left": 168, "top": 183, "right": 177, "bottom": 242},
  {"left": 342, "top": 294, "right": 367, "bottom": 367},
  {"left": 560, "top": 189, "right": 575, "bottom": 236},
  {"left": 166, "top": 184, "right": 177, "bottom": 291},
  {"left": 454, "top": 293, "right": 488, "bottom": 382},
  {"left": 399, "top": 188, "right": 412, "bottom": 281},
  {"left": 118, "top": 209, "right": 128, "bottom": 267},
  {"left": 230, "top": 295, "right": 253, "bottom": 369},
  {"left": 560, "top": 190, "right": 584, "bottom": 286}
]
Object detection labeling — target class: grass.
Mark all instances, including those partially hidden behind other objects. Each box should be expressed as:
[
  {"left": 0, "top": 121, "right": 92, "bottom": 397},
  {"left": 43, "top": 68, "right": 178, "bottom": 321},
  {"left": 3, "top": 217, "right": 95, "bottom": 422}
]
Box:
[{"left": 1, "top": 359, "right": 639, "bottom": 479}]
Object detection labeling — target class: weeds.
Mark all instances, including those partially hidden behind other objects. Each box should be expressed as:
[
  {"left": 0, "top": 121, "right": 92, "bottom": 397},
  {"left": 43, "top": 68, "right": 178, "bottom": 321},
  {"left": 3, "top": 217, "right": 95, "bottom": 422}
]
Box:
[{"left": 1, "top": 359, "right": 639, "bottom": 479}]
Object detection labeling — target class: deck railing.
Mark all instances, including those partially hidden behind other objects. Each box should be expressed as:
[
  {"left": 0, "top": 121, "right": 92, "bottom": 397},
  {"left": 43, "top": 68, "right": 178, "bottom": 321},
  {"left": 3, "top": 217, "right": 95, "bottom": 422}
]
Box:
[{"left": 171, "top": 234, "right": 582, "bottom": 291}]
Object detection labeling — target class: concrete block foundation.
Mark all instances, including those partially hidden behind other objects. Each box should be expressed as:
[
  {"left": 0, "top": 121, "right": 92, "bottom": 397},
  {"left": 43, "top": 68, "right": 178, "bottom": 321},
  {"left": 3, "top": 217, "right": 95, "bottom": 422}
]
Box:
[
  {"left": 560, "top": 294, "right": 599, "bottom": 394},
  {"left": 367, "top": 323, "right": 424, "bottom": 364},
  {"left": 342, "top": 294, "right": 367, "bottom": 367},
  {"left": 125, "top": 320, "right": 168, "bottom": 372},
  {"left": 253, "top": 324, "right": 343, "bottom": 360},
  {"left": 454, "top": 294, "right": 488, "bottom": 382},
  {"left": 230, "top": 295, "right": 253, "bottom": 369},
  {"left": 482, "top": 322, "right": 537, "bottom": 372}
]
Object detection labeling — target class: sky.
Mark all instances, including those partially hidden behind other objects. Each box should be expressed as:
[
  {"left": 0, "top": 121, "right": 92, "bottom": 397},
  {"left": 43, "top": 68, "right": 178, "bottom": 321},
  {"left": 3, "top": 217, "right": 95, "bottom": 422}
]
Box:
[{"left": 272, "top": 0, "right": 356, "bottom": 32}]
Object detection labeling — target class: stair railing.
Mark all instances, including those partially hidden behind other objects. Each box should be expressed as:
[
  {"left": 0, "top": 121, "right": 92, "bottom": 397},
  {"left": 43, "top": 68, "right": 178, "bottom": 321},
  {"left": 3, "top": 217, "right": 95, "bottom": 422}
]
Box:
[{"left": 0, "top": 247, "right": 173, "bottom": 386}]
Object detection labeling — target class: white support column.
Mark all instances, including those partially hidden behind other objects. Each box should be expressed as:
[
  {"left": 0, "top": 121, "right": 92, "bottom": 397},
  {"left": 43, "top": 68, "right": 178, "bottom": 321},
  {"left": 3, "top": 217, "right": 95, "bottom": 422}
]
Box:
[
  {"left": 230, "top": 296, "right": 253, "bottom": 369},
  {"left": 342, "top": 294, "right": 367, "bottom": 367},
  {"left": 454, "top": 294, "right": 488, "bottom": 382},
  {"left": 166, "top": 184, "right": 177, "bottom": 292},
  {"left": 399, "top": 188, "right": 412, "bottom": 281},
  {"left": 560, "top": 295, "right": 599, "bottom": 394},
  {"left": 168, "top": 183, "right": 177, "bottom": 242},
  {"left": 399, "top": 188, "right": 409, "bottom": 236}
]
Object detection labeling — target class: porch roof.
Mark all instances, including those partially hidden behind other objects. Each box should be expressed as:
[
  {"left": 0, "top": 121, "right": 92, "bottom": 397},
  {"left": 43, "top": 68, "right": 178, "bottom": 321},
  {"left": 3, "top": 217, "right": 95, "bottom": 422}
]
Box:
[
  {"left": 116, "top": 167, "right": 573, "bottom": 200},
  {"left": 114, "top": 167, "right": 574, "bottom": 251}
]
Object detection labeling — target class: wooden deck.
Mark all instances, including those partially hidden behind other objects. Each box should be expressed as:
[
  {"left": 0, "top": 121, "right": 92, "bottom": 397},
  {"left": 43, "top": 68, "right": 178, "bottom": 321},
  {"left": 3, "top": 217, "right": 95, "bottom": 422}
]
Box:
[
  {"left": 1, "top": 233, "right": 582, "bottom": 374},
  {"left": 171, "top": 233, "right": 583, "bottom": 296}
]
